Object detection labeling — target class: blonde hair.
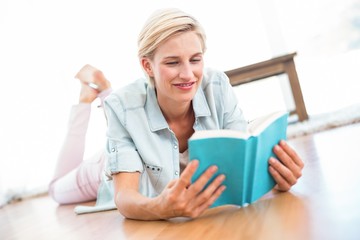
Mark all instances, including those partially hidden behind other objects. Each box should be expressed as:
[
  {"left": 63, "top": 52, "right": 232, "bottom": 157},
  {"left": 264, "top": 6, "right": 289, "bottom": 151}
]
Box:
[{"left": 137, "top": 8, "right": 207, "bottom": 85}]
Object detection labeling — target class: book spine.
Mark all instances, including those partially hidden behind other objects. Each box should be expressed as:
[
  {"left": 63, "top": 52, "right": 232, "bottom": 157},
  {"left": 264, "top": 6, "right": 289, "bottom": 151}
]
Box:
[{"left": 243, "top": 137, "right": 257, "bottom": 205}]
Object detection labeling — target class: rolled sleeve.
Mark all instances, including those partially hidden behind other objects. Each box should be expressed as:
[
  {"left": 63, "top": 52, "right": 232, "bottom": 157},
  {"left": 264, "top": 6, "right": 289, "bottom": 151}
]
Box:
[
  {"left": 104, "top": 94, "right": 144, "bottom": 176},
  {"left": 106, "top": 139, "right": 144, "bottom": 174}
]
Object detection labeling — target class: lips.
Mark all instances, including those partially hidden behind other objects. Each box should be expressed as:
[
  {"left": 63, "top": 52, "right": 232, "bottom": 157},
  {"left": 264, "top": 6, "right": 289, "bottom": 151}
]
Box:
[{"left": 173, "top": 82, "right": 195, "bottom": 88}]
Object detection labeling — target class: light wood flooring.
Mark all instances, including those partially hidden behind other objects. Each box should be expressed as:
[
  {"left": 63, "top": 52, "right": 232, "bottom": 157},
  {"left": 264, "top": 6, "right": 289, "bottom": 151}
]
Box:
[{"left": 1, "top": 123, "right": 360, "bottom": 240}]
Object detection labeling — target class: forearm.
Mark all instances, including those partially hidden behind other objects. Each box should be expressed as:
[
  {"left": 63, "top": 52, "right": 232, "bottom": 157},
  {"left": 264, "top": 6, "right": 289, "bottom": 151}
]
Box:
[{"left": 115, "top": 189, "right": 165, "bottom": 220}]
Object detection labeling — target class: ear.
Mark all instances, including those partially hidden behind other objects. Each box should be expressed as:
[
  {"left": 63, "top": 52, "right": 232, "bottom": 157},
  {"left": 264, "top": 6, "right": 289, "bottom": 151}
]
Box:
[{"left": 141, "top": 57, "right": 154, "bottom": 77}]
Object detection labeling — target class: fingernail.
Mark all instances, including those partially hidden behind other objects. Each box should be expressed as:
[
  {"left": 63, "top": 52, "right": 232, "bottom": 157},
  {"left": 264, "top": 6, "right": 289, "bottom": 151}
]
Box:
[
  {"left": 191, "top": 160, "right": 199, "bottom": 167},
  {"left": 274, "top": 145, "right": 280, "bottom": 151},
  {"left": 218, "top": 174, "right": 225, "bottom": 181},
  {"left": 210, "top": 165, "right": 218, "bottom": 172}
]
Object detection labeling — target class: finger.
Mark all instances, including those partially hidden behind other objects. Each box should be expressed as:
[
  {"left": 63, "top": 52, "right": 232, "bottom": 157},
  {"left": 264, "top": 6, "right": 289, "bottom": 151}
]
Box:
[
  {"left": 166, "top": 179, "right": 177, "bottom": 189},
  {"left": 206, "top": 185, "right": 226, "bottom": 206},
  {"left": 188, "top": 165, "right": 219, "bottom": 197},
  {"left": 279, "top": 140, "right": 304, "bottom": 169},
  {"left": 173, "top": 160, "right": 199, "bottom": 194},
  {"left": 193, "top": 174, "right": 226, "bottom": 207},
  {"left": 191, "top": 185, "right": 226, "bottom": 218},
  {"left": 269, "top": 157, "right": 298, "bottom": 186},
  {"left": 269, "top": 165, "right": 291, "bottom": 191},
  {"left": 273, "top": 144, "right": 302, "bottom": 179}
]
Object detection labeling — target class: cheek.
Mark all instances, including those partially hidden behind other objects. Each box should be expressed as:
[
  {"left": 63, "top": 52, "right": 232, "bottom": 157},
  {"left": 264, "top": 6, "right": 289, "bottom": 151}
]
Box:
[
  {"left": 194, "top": 66, "right": 204, "bottom": 80},
  {"left": 156, "top": 67, "right": 176, "bottom": 82}
]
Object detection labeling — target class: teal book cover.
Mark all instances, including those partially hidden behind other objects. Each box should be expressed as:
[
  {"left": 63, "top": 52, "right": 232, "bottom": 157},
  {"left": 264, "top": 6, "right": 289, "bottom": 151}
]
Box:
[{"left": 188, "top": 111, "right": 289, "bottom": 207}]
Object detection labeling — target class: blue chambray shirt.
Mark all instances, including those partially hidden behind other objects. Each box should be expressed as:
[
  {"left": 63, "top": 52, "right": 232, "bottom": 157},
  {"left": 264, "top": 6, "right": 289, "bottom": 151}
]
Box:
[{"left": 103, "top": 68, "right": 247, "bottom": 198}]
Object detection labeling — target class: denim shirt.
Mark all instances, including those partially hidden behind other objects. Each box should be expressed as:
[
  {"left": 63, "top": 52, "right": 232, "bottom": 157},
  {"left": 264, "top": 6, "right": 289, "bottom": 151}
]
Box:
[{"left": 104, "top": 68, "right": 247, "bottom": 198}]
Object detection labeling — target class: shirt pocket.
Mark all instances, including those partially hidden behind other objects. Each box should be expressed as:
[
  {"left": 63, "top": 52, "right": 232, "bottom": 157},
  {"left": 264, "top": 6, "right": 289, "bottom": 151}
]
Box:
[{"left": 144, "top": 163, "right": 163, "bottom": 188}]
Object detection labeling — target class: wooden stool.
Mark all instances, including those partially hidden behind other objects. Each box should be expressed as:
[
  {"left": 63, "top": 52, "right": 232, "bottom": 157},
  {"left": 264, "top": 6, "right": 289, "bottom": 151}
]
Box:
[{"left": 225, "top": 52, "right": 308, "bottom": 122}]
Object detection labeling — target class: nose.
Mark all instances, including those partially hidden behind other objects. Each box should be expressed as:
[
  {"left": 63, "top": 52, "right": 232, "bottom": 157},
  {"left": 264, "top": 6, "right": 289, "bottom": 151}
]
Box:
[{"left": 179, "top": 63, "right": 194, "bottom": 80}]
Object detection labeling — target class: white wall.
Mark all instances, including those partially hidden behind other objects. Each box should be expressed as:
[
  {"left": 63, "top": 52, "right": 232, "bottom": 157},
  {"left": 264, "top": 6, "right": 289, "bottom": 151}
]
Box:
[
  {"left": 0, "top": 0, "right": 272, "bottom": 200},
  {"left": 1, "top": 0, "right": 359, "bottom": 200}
]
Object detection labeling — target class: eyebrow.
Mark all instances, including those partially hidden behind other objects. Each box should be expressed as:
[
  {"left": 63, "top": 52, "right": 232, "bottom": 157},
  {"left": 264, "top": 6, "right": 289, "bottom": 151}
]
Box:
[{"left": 163, "top": 52, "right": 203, "bottom": 60}]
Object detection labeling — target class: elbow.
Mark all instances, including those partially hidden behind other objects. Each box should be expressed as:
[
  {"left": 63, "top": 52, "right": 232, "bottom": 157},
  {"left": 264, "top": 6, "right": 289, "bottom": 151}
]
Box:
[
  {"left": 115, "top": 195, "right": 132, "bottom": 219},
  {"left": 117, "top": 207, "right": 131, "bottom": 219}
]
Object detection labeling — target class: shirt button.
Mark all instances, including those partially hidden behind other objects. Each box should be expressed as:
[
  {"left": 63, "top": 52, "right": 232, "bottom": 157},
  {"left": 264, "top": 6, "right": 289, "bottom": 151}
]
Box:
[
  {"left": 175, "top": 171, "right": 179, "bottom": 175},
  {"left": 111, "top": 148, "right": 116, "bottom": 152},
  {"left": 174, "top": 145, "right": 178, "bottom": 149}
]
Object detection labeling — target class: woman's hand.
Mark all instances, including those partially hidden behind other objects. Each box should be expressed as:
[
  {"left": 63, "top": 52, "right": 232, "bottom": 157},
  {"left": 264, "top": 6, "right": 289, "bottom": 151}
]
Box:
[
  {"left": 268, "top": 140, "right": 304, "bottom": 191},
  {"left": 156, "top": 160, "right": 226, "bottom": 219}
]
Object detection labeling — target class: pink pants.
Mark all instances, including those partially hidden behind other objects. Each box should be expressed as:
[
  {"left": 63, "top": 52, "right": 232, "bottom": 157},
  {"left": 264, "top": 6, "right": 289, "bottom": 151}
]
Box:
[{"left": 48, "top": 104, "right": 105, "bottom": 204}]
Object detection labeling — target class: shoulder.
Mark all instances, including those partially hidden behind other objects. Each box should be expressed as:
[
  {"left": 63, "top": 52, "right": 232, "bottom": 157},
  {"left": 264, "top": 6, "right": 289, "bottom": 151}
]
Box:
[
  {"left": 105, "top": 78, "right": 149, "bottom": 110},
  {"left": 201, "top": 68, "right": 230, "bottom": 88},
  {"left": 200, "top": 67, "right": 232, "bottom": 93}
]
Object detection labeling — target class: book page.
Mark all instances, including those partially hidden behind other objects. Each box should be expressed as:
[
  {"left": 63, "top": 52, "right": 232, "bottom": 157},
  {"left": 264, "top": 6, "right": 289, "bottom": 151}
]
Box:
[
  {"left": 190, "top": 129, "right": 250, "bottom": 140},
  {"left": 248, "top": 111, "right": 288, "bottom": 136},
  {"left": 190, "top": 111, "right": 288, "bottom": 140}
]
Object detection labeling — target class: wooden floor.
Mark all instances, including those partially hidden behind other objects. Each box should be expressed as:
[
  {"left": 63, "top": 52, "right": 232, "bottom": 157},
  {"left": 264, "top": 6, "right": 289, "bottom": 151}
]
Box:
[{"left": 2, "top": 123, "right": 360, "bottom": 240}]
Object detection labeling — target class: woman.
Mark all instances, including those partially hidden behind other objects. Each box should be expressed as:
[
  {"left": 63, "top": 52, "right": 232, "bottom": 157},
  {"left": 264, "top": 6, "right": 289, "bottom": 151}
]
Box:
[{"left": 104, "top": 8, "right": 303, "bottom": 220}]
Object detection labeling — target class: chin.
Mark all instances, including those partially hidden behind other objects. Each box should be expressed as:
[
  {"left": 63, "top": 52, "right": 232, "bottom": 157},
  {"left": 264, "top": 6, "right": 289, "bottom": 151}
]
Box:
[{"left": 178, "top": 94, "right": 196, "bottom": 104}]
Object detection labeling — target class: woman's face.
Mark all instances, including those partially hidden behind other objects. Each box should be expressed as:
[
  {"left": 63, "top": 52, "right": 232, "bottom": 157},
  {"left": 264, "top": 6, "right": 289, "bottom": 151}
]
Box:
[{"left": 144, "top": 31, "right": 204, "bottom": 108}]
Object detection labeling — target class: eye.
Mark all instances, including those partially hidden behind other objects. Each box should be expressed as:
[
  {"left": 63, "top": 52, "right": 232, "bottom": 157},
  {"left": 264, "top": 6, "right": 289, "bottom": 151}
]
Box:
[
  {"left": 165, "top": 61, "right": 178, "bottom": 65},
  {"left": 190, "top": 57, "right": 202, "bottom": 63}
]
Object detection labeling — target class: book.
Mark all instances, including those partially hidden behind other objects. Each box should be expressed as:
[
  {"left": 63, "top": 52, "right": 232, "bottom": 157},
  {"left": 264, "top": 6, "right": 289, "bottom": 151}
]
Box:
[{"left": 188, "top": 111, "right": 289, "bottom": 207}]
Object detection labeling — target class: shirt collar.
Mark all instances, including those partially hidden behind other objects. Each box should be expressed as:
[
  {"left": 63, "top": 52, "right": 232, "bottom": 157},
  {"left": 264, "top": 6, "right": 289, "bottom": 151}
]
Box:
[
  {"left": 145, "top": 84, "right": 211, "bottom": 132},
  {"left": 192, "top": 84, "right": 211, "bottom": 118},
  {"left": 145, "top": 86, "right": 168, "bottom": 132}
]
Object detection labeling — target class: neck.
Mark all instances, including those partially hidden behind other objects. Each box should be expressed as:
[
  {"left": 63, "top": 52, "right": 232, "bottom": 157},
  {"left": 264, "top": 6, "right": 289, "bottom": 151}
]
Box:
[
  {"left": 160, "top": 101, "right": 194, "bottom": 124},
  {"left": 160, "top": 101, "right": 195, "bottom": 153}
]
